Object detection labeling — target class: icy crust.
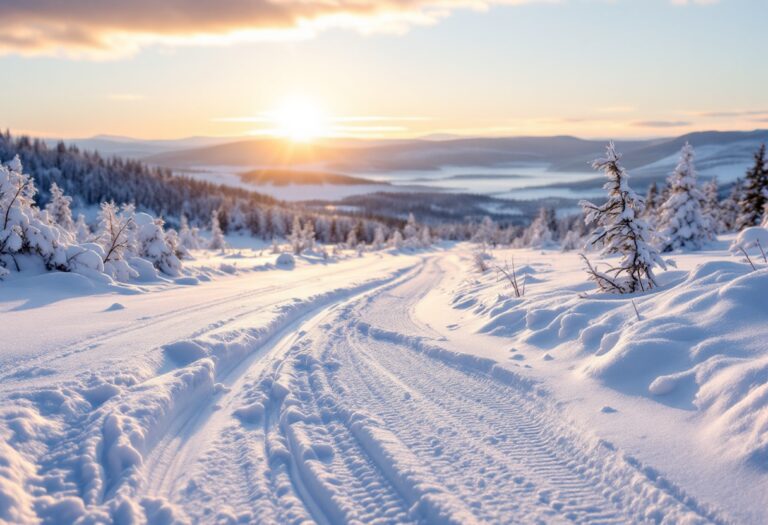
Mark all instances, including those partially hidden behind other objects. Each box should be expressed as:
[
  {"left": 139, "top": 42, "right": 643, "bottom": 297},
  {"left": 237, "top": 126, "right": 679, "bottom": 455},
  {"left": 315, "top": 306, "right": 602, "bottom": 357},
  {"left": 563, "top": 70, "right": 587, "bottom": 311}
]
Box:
[
  {"left": 453, "top": 250, "right": 768, "bottom": 466},
  {"left": 0, "top": 264, "right": 415, "bottom": 524}
]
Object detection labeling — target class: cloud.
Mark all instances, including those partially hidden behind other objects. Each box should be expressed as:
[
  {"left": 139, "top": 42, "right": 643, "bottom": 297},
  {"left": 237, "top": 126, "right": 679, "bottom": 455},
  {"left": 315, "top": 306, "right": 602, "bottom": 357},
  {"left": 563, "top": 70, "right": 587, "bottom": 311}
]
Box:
[
  {"left": 0, "top": 0, "right": 546, "bottom": 58},
  {"left": 695, "top": 109, "right": 768, "bottom": 118},
  {"left": 631, "top": 120, "right": 692, "bottom": 128}
]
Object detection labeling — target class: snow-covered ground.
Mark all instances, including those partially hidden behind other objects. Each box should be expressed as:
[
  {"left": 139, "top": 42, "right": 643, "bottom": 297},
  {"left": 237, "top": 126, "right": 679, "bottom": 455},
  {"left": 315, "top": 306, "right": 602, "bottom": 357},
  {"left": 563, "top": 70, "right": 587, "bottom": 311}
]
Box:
[{"left": 1, "top": 239, "right": 767, "bottom": 524}]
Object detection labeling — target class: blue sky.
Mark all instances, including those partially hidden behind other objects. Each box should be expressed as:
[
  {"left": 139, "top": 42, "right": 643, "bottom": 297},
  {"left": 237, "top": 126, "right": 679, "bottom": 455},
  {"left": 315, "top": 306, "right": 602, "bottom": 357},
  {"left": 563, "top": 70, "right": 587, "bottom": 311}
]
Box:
[{"left": 1, "top": 0, "right": 766, "bottom": 139}]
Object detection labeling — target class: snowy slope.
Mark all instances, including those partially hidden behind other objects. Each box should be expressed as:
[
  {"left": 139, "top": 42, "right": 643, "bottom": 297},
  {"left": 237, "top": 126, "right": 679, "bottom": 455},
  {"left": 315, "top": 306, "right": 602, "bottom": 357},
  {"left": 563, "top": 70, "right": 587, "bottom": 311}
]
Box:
[{"left": 1, "top": 241, "right": 767, "bottom": 524}]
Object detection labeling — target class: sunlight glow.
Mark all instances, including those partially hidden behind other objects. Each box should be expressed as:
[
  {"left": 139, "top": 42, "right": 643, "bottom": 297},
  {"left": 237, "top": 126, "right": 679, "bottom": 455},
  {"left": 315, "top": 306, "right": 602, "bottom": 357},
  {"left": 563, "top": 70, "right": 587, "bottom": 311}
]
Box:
[{"left": 269, "top": 96, "right": 330, "bottom": 142}]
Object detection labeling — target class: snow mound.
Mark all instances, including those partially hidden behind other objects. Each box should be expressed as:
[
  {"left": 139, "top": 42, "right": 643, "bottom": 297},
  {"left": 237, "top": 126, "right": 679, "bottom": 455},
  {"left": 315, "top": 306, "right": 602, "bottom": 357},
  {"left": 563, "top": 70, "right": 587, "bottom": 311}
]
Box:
[
  {"left": 163, "top": 340, "right": 208, "bottom": 365},
  {"left": 276, "top": 253, "right": 295, "bottom": 267},
  {"left": 458, "top": 248, "right": 768, "bottom": 465}
]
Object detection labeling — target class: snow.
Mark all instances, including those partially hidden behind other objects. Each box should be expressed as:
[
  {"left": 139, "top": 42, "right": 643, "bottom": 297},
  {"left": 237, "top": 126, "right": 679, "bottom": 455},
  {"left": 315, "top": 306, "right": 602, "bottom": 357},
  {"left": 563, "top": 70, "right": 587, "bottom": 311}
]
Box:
[{"left": 1, "top": 235, "right": 767, "bottom": 523}]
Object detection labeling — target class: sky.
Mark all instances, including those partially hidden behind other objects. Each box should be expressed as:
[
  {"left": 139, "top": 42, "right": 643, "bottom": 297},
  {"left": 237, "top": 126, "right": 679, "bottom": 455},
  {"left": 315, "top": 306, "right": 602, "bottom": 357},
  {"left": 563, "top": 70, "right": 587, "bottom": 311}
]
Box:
[{"left": 1, "top": 0, "right": 766, "bottom": 140}]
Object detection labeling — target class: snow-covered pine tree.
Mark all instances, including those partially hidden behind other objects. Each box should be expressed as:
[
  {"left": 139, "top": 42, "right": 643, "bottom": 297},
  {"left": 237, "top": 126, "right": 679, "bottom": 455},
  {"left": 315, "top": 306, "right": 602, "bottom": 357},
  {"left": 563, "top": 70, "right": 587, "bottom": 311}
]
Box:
[
  {"left": 74, "top": 214, "right": 91, "bottom": 243},
  {"left": 702, "top": 178, "right": 725, "bottom": 235},
  {"left": 301, "top": 219, "right": 316, "bottom": 252},
  {"left": 580, "top": 143, "right": 666, "bottom": 294},
  {"left": 346, "top": 228, "right": 358, "bottom": 249},
  {"left": 643, "top": 182, "right": 659, "bottom": 225},
  {"left": 289, "top": 216, "right": 303, "bottom": 254},
  {"left": 209, "top": 209, "right": 227, "bottom": 251},
  {"left": 45, "top": 182, "right": 75, "bottom": 233},
  {"left": 737, "top": 144, "right": 768, "bottom": 230},
  {"left": 372, "top": 225, "right": 386, "bottom": 250},
  {"left": 178, "top": 215, "right": 201, "bottom": 252},
  {"left": 524, "top": 207, "right": 554, "bottom": 248},
  {"left": 471, "top": 216, "right": 497, "bottom": 247},
  {"left": 720, "top": 179, "right": 743, "bottom": 232},
  {"left": 403, "top": 213, "right": 418, "bottom": 242},
  {"left": 560, "top": 229, "right": 583, "bottom": 252},
  {"left": 420, "top": 225, "right": 432, "bottom": 247},
  {"left": 656, "top": 143, "right": 711, "bottom": 251},
  {"left": 389, "top": 230, "right": 404, "bottom": 249}
]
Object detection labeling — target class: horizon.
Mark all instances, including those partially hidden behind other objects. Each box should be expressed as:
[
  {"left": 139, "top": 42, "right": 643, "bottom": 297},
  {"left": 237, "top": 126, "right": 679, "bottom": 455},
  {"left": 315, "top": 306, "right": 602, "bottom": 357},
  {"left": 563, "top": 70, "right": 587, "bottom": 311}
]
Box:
[{"left": 3, "top": 1, "right": 767, "bottom": 140}]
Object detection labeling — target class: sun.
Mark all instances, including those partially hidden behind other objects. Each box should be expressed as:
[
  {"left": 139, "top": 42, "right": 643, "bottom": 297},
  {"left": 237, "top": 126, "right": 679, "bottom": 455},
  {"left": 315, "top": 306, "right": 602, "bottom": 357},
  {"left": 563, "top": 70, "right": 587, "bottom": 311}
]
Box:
[{"left": 270, "top": 96, "right": 330, "bottom": 142}]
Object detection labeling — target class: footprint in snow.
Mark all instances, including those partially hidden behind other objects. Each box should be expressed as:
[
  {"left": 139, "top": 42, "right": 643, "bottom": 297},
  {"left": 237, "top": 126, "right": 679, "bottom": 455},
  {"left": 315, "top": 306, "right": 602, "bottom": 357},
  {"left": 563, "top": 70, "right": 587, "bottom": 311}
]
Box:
[{"left": 601, "top": 406, "right": 618, "bottom": 414}]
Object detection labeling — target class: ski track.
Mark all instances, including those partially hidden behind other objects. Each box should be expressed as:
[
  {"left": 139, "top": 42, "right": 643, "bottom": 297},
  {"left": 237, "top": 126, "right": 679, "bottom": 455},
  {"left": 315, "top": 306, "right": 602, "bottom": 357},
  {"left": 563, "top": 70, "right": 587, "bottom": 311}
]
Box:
[
  {"left": 2, "top": 255, "right": 735, "bottom": 524},
  {"left": 137, "top": 256, "right": 729, "bottom": 524}
]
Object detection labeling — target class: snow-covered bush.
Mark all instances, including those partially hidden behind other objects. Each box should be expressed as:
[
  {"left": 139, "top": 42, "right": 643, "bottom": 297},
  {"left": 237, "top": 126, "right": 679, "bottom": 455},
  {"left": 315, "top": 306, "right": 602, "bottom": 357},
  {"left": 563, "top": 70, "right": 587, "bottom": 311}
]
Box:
[
  {"left": 580, "top": 143, "right": 666, "bottom": 294},
  {"left": 730, "top": 226, "right": 768, "bottom": 264},
  {"left": 96, "top": 202, "right": 138, "bottom": 282},
  {"left": 134, "top": 213, "right": 182, "bottom": 277},
  {"left": 473, "top": 248, "right": 491, "bottom": 273},
  {"left": 178, "top": 215, "right": 202, "bottom": 253},
  {"left": 0, "top": 156, "right": 97, "bottom": 275},
  {"left": 656, "top": 143, "right": 711, "bottom": 251},
  {"left": 276, "top": 252, "right": 295, "bottom": 267}
]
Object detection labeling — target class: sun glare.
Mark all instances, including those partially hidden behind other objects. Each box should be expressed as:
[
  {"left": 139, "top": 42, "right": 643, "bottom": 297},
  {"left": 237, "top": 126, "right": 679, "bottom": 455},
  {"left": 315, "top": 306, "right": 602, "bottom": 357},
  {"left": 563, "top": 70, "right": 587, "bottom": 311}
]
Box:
[{"left": 270, "top": 96, "right": 329, "bottom": 142}]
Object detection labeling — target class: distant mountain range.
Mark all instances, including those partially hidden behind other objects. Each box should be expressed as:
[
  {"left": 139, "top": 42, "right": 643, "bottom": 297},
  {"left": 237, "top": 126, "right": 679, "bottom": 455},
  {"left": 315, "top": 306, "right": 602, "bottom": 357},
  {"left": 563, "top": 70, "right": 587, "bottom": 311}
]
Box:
[{"left": 49, "top": 130, "right": 768, "bottom": 193}]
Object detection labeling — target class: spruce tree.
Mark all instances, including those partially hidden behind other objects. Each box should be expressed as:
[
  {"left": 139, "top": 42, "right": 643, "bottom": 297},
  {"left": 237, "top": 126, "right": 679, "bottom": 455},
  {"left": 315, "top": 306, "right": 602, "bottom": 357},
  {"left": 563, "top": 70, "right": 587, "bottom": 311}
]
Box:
[
  {"left": 656, "top": 143, "right": 711, "bottom": 251},
  {"left": 720, "top": 179, "right": 743, "bottom": 232},
  {"left": 737, "top": 144, "right": 768, "bottom": 230},
  {"left": 702, "top": 178, "right": 724, "bottom": 235},
  {"left": 580, "top": 143, "right": 666, "bottom": 293}
]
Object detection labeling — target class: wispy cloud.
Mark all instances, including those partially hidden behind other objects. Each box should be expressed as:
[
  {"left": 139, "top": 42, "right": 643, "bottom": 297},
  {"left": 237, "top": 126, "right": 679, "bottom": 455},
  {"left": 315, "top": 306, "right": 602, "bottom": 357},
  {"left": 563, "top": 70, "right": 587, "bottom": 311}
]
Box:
[
  {"left": 631, "top": 120, "right": 692, "bottom": 128},
  {"left": 0, "top": 1, "right": 548, "bottom": 58},
  {"left": 694, "top": 109, "right": 768, "bottom": 118}
]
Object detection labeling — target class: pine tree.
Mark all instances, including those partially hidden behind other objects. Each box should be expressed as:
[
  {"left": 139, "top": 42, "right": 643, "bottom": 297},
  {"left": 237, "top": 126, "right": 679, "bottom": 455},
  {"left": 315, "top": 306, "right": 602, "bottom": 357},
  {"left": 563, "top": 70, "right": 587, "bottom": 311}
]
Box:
[
  {"left": 580, "top": 143, "right": 666, "bottom": 294},
  {"left": 720, "top": 179, "right": 743, "bottom": 232},
  {"left": 389, "top": 230, "right": 404, "bottom": 249},
  {"left": 372, "top": 225, "right": 386, "bottom": 250},
  {"left": 346, "top": 228, "right": 358, "bottom": 249},
  {"left": 289, "top": 216, "right": 303, "bottom": 254},
  {"left": 471, "top": 216, "right": 497, "bottom": 247},
  {"left": 420, "top": 225, "right": 432, "bottom": 247},
  {"left": 656, "top": 143, "right": 711, "bottom": 251},
  {"left": 45, "top": 182, "right": 75, "bottom": 233},
  {"left": 702, "top": 178, "right": 725, "bottom": 235},
  {"left": 737, "top": 144, "right": 768, "bottom": 230},
  {"left": 524, "top": 207, "right": 554, "bottom": 248},
  {"left": 403, "top": 213, "right": 419, "bottom": 242},
  {"left": 74, "top": 214, "right": 91, "bottom": 243},
  {"left": 209, "top": 209, "right": 227, "bottom": 251},
  {"left": 301, "top": 219, "right": 316, "bottom": 252},
  {"left": 643, "top": 182, "right": 659, "bottom": 225},
  {"left": 178, "top": 215, "right": 201, "bottom": 251}
]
